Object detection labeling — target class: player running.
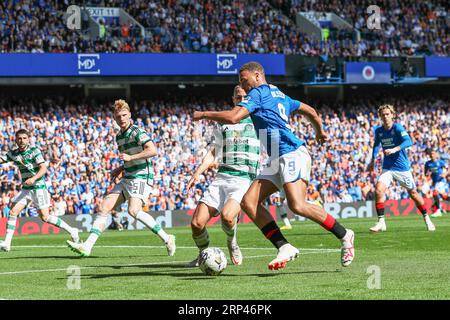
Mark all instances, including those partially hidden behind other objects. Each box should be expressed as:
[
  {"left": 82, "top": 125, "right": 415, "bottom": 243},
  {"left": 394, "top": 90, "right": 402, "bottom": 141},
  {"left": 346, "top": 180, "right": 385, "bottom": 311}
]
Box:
[
  {"left": 67, "top": 99, "right": 176, "bottom": 257},
  {"left": 425, "top": 149, "right": 448, "bottom": 217},
  {"left": 193, "top": 62, "right": 355, "bottom": 270},
  {"left": 367, "top": 104, "right": 436, "bottom": 232},
  {"left": 0, "top": 129, "right": 80, "bottom": 252},
  {"left": 186, "top": 85, "right": 259, "bottom": 267}
]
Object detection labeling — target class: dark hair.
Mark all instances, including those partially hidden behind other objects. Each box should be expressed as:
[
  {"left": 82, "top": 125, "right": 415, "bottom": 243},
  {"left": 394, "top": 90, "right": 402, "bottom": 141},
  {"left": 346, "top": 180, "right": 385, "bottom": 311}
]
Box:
[
  {"left": 239, "top": 61, "right": 265, "bottom": 75},
  {"left": 15, "top": 129, "right": 30, "bottom": 137}
]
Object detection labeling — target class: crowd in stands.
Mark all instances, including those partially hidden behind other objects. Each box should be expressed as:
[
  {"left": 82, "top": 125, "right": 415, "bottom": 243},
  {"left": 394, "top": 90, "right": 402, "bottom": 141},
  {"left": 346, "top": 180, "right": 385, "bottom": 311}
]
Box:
[
  {"left": 0, "top": 0, "right": 448, "bottom": 56},
  {"left": 1, "top": 94, "right": 448, "bottom": 217},
  {"left": 277, "top": 0, "right": 449, "bottom": 56}
]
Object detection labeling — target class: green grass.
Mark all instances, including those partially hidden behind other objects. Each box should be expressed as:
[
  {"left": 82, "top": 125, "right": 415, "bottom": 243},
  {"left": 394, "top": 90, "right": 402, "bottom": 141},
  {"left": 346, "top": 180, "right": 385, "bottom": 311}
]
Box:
[{"left": 0, "top": 215, "right": 449, "bottom": 300}]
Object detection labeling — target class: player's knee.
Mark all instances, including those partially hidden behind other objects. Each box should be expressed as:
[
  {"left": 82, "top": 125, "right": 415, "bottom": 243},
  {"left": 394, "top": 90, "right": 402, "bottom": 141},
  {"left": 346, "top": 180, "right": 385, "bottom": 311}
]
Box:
[
  {"left": 240, "top": 196, "right": 256, "bottom": 215},
  {"left": 288, "top": 201, "right": 307, "bottom": 216},
  {"left": 40, "top": 213, "right": 50, "bottom": 222},
  {"left": 191, "top": 219, "right": 205, "bottom": 232},
  {"left": 375, "top": 188, "right": 385, "bottom": 199},
  {"left": 127, "top": 207, "right": 139, "bottom": 217},
  {"left": 8, "top": 209, "right": 20, "bottom": 217},
  {"left": 220, "top": 214, "right": 235, "bottom": 228}
]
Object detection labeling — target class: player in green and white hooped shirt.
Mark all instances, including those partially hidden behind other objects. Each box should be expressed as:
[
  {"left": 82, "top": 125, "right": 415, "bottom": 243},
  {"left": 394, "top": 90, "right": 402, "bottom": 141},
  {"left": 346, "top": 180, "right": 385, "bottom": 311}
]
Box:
[
  {"left": 186, "top": 85, "right": 260, "bottom": 267},
  {"left": 67, "top": 99, "right": 176, "bottom": 257},
  {"left": 0, "top": 129, "right": 80, "bottom": 252}
]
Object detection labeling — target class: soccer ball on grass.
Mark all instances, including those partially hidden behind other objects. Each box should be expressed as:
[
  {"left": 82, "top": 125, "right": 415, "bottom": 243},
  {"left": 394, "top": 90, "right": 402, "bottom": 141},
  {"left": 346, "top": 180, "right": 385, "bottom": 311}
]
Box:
[{"left": 198, "top": 247, "right": 227, "bottom": 276}]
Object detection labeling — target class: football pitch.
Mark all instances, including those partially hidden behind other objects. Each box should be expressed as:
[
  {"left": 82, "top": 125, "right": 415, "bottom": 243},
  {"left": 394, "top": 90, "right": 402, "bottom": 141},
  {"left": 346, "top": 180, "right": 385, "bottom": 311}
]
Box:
[{"left": 0, "top": 215, "right": 449, "bottom": 300}]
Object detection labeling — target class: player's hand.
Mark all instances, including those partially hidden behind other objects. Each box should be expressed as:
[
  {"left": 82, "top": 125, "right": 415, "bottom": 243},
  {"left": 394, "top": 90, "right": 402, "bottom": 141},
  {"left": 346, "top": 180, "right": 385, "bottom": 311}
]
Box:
[
  {"left": 367, "top": 162, "right": 374, "bottom": 172},
  {"left": 193, "top": 111, "right": 204, "bottom": 121},
  {"left": 186, "top": 173, "right": 200, "bottom": 192},
  {"left": 24, "top": 178, "right": 35, "bottom": 186},
  {"left": 316, "top": 130, "right": 329, "bottom": 144},
  {"left": 384, "top": 148, "right": 398, "bottom": 156},
  {"left": 119, "top": 153, "right": 132, "bottom": 162}
]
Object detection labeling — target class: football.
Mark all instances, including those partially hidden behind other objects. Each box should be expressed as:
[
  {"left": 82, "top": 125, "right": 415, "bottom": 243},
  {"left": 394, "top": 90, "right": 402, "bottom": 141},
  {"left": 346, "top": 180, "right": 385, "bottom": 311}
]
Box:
[{"left": 198, "top": 247, "right": 228, "bottom": 276}]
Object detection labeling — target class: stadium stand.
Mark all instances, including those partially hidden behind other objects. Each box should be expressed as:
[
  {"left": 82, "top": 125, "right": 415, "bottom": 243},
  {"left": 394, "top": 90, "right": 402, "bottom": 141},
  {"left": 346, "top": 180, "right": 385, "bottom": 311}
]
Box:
[
  {"left": 1, "top": 0, "right": 447, "bottom": 55},
  {"left": 1, "top": 94, "right": 448, "bottom": 216}
]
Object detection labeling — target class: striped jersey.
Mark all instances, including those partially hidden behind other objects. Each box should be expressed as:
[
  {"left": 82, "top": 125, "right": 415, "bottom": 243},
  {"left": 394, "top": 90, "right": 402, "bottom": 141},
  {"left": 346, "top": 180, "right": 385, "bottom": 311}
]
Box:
[
  {"left": 5, "top": 146, "right": 46, "bottom": 190},
  {"left": 116, "top": 124, "right": 154, "bottom": 181},
  {"left": 212, "top": 117, "right": 260, "bottom": 180}
]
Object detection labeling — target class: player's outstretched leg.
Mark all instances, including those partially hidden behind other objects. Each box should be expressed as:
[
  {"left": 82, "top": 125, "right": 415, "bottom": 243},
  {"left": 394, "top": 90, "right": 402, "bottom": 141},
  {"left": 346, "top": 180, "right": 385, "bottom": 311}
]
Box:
[
  {"left": 409, "top": 190, "right": 435, "bottom": 231},
  {"left": 187, "top": 202, "right": 215, "bottom": 267},
  {"left": 221, "top": 199, "right": 243, "bottom": 266},
  {"left": 67, "top": 193, "right": 123, "bottom": 257},
  {"left": 128, "top": 198, "right": 175, "bottom": 256},
  {"left": 241, "top": 180, "right": 299, "bottom": 271},
  {"left": 284, "top": 179, "right": 355, "bottom": 267},
  {"left": 430, "top": 191, "right": 442, "bottom": 217},
  {"left": 40, "top": 210, "right": 80, "bottom": 244},
  {"left": 370, "top": 182, "right": 387, "bottom": 232},
  {"left": 68, "top": 214, "right": 108, "bottom": 257}
]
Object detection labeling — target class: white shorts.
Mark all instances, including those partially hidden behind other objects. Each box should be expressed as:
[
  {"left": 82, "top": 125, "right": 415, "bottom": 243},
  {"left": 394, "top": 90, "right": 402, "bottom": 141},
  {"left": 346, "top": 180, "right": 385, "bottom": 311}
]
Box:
[
  {"left": 378, "top": 170, "right": 416, "bottom": 190},
  {"left": 257, "top": 145, "right": 311, "bottom": 190},
  {"left": 200, "top": 173, "right": 252, "bottom": 216},
  {"left": 12, "top": 188, "right": 51, "bottom": 210},
  {"left": 109, "top": 179, "right": 152, "bottom": 202},
  {"left": 433, "top": 181, "right": 448, "bottom": 194}
]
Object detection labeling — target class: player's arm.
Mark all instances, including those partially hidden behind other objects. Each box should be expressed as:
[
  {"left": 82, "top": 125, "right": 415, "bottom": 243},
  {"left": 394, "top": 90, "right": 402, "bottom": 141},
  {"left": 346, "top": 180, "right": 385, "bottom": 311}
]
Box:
[
  {"left": 295, "top": 102, "right": 328, "bottom": 144},
  {"left": 24, "top": 163, "right": 47, "bottom": 186},
  {"left": 384, "top": 125, "right": 412, "bottom": 156},
  {"left": 368, "top": 129, "right": 381, "bottom": 172},
  {"left": 193, "top": 106, "right": 250, "bottom": 124},
  {"left": 120, "top": 140, "right": 157, "bottom": 162},
  {"left": 0, "top": 154, "right": 10, "bottom": 164},
  {"left": 186, "top": 146, "right": 216, "bottom": 191}
]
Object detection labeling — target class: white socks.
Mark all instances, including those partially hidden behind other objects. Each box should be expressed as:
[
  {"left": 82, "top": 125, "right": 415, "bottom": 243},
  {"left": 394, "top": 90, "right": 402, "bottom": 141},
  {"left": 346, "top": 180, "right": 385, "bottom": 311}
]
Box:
[
  {"left": 3, "top": 216, "right": 17, "bottom": 246},
  {"left": 84, "top": 215, "right": 108, "bottom": 251},
  {"left": 46, "top": 215, "right": 76, "bottom": 234},
  {"left": 136, "top": 211, "right": 169, "bottom": 243}
]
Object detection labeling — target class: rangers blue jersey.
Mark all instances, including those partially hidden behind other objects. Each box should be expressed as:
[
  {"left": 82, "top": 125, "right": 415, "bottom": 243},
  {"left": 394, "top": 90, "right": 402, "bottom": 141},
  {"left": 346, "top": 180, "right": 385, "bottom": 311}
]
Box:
[
  {"left": 425, "top": 159, "right": 446, "bottom": 185},
  {"left": 238, "top": 84, "right": 304, "bottom": 158},
  {"left": 372, "top": 123, "right": 412, "bottom": 171}
]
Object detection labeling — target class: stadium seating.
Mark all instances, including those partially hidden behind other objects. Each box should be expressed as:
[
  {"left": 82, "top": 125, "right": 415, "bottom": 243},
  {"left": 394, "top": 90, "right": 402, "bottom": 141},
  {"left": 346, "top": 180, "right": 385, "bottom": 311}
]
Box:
[
  {"left": 1, "top": 95, "right": 448, "bottom": 217},
  {"left": 1, "top": 0, "right": 447, "bottom": 55}
]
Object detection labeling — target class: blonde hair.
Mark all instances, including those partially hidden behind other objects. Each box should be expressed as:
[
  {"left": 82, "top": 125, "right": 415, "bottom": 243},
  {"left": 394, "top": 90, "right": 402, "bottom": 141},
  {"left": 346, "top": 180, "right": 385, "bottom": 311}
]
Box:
[
  {"left": 378, "top": 104, "right": 396, "bottom": 118},
  {"left": 113, "top": 99, "right": 130, "bottom": 113}
]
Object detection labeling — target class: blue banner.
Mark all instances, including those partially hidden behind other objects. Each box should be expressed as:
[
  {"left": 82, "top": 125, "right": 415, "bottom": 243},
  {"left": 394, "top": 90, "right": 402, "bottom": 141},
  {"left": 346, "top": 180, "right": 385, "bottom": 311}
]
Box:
[
  {"left": 425, "top": 56, "right": 450, "bottom": 77},
  {"left": 0, "top": 53, "right": 285, "bottom": 77},
  {"left": 345, "top": 62, "right": 391, "bottom": 84}
]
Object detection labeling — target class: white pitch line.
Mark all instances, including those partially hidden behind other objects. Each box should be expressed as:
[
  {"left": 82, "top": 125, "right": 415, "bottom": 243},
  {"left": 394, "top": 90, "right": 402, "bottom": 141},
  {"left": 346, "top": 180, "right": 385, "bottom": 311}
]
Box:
[
  {"left": 8, "top": 245, "right": 340, "bottom": 252},
  {"left": 0, "top": 251, "right": 339, "bottom": 276}
]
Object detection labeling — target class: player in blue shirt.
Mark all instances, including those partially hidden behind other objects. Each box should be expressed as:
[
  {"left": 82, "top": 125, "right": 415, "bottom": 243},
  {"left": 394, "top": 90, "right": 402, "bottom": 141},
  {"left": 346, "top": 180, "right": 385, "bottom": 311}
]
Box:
[
  {"left": 193, "top": 61, "right": 355, "bottom": 270},
  {"left": 425, "top": 149, "right": 448, "bottom": 217},
  {"left": 367, "top": 104, "right": 435, "bottom": 232}
]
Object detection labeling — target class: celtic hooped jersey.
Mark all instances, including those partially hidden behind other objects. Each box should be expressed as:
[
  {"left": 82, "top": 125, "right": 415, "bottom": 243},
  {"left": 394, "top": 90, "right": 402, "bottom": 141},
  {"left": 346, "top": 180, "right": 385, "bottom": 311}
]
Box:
[
  {"left": 212, "top": 117, "right": 260, "bottom": 180},
  {"left": 116, "top": 124, "right": 154, "bottom": 180},
  {"left": 5, "top": 146, "right": 46, "bottom": 190}
]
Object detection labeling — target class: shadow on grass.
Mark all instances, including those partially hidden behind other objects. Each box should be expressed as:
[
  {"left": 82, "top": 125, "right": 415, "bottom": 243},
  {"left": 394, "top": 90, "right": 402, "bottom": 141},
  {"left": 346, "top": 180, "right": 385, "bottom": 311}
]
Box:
[
  {"left": 0, "top": 255, "right": 100, "bottom": 260},
  {"left": 57, "top": 266, "right": 341, "bottom": 281}
]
